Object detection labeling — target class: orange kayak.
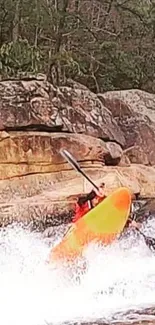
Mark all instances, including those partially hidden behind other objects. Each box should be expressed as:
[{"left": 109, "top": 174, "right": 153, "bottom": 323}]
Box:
[{"left": 49, "top": 187, "right": 131, "bottom": 263}]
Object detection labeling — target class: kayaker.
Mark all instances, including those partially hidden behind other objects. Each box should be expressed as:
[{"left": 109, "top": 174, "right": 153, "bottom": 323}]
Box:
[
  {"left": 73, "top": 182, "right": 106, "bottom": 223},
  {"left": 73, "top": 184, "right": 141, "bottom": 231}
]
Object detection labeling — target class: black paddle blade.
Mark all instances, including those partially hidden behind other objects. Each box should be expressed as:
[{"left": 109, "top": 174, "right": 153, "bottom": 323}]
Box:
[
  {"left": 144, "top": 236, "right": 155, "bottom": 251},
  {"left": 138, "top": 229, "right": 155, "bottom": 251}
]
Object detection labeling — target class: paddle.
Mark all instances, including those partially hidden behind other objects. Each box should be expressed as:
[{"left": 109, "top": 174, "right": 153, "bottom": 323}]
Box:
[
  {"left": 137, "top": 229, "right": 155, "bottom": 251},
  {"left": 132, "top": 209, "right": 155, "bottom": 251},
  {"left": 60, "top": 149, "right": 99, "bottom": 191}
]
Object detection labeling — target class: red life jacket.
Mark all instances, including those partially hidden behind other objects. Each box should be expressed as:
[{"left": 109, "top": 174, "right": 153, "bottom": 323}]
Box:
[
  {"left": 73, "top": 194, "right": 106, "bottom": 223},
  {"left": 73, "top": 201, "right": 90, "bottom": 223}
]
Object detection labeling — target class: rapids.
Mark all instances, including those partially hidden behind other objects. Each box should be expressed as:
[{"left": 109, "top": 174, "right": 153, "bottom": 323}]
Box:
[{"left": 0, "top": 218, "right": 155, "bottom": 325}]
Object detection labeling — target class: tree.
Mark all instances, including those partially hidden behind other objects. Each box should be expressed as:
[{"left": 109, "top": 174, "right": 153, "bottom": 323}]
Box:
[{"left": 0, "top": 0, "right": 155, "bottom": 93}]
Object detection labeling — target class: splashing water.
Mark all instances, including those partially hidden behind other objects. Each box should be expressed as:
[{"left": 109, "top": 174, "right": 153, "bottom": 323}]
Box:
[{"left": 0, "top": 219, "right": 155, "bottom": 325}]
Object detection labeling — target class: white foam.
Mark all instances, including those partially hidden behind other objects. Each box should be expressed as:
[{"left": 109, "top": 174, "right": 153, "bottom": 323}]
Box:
[{"left": 0, "top": 220, "right": 155, "bottom": 325}]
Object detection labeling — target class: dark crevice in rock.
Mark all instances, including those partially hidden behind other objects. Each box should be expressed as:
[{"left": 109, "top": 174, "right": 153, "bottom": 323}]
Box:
[
  {"left": 5, "top": 126, "right": 85, "bottom": 134},
  {"left": 104, "top": 155, "right": 121, "bottom": 166},
  {"left": 5, "top": 127, "right": 122, "bottom": 145},
  {"left": 5, "top": 124, "right": 63, "bottom": 132},
  {"left": 99, "top": 136, "right": 110, "bottom": 142}
]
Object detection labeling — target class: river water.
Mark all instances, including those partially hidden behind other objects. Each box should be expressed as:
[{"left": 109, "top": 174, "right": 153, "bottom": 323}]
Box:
[{"left": 0, "top": 218, "right": 155, "bottom": 325}]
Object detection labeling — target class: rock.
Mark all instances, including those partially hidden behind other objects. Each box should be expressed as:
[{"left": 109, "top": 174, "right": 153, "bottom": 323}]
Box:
[
  {"left": 124, "top": 146, "right": 150, "bottom": 165},
  {"left": 0, "top": 131, "right": 123, "bottom": 180},
  {"left": 104, "top": 142, "right": 123, "bottom": 165},
  {"left": 0, "top": 79, "right": 125, "bottom": 145},
  {"left": 71, "top": 318, "right": 155, "bottom": 325},
  {"left": 98, "top": 89, "right": 155, "bottom": 165},
  {"left": 0, "top": 164, "right": 155, "bottom": 228},
  {"left": 1, "top": 80, "right": 155, "bottom": 229},
  {"left": 118, "top": 153, "right": 131, "bottom": 167},
  {"left": 134, "top": 198, "right": 155, "bottom": 223},
  {"left": 0, "top": 119, "right": 4, "bottom": 131}
]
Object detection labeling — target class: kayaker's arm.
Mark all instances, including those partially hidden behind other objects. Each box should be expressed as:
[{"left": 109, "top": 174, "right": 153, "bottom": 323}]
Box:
[
  {"left": 77, "top": 190, "right": 96, "bottom": 208},
  {"left": 77, "top": 188, "right": 106, "bottom": 211}
]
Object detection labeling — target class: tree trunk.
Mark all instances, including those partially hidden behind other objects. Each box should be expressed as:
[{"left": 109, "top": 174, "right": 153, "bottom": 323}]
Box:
[{"left": 12, "top": 0, "right": 21, "bottom": 42}]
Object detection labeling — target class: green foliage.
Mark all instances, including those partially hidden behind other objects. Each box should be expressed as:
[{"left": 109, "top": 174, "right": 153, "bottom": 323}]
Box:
[
  {"left": 0, "top": 39, "right": 42, "bottom": 77},
  {"left": 0, "top": 0, "right": 155, "bottom": 92}
]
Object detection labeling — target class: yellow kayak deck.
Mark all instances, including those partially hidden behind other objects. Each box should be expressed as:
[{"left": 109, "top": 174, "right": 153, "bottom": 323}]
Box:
[{"left": 49, "top": 187, "right": 131, "bottom": 262}]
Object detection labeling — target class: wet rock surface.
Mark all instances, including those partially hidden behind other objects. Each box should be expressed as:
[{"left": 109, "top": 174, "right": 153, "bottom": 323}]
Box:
[{"left": 48, "top": 306, "right": 155, "bottom": 325}]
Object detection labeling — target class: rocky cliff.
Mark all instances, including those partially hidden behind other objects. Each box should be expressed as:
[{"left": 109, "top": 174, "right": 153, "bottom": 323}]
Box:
[{"left": 0, "top": 78, "right": 155, "bottom": 229}]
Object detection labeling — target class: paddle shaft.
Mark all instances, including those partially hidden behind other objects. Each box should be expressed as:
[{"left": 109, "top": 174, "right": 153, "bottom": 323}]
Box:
[
  {"left": 136, "top": 229, "right": 155, "bottom": 250},
  {"left": 131, "top": 204, "right": 155, "bottom": 250},
  {"left": 60, "top": 149, "right": 99, "bottom": 191},
  {"left": 78, "top": 169, "right": 99, "bottom": 191},
  {"left": 137, "top": 229, "right": 146, "bottom": 238}
]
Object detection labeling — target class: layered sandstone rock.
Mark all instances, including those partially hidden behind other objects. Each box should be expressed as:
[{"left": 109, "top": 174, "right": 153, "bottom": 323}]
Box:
[
  {"left": 0, "top": 164, "right": 155, "bottom": 228},
  {"left": 0, "top": 131, "right": 122, "bottom": 179}
]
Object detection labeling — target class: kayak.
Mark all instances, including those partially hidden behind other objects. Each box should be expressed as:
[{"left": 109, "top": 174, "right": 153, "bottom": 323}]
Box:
[{"left": 49, "top": 187, "right": 131, "bottom": 263}]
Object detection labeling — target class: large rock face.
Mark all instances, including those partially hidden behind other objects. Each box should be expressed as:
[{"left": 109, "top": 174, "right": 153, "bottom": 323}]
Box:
[
  {"left": 0, "top": 79, "right": 155, "bottom": 227},
  {"left": 0, "top": 80, "right": 125, "bottom": 145},
  {"left": 98, "top": 89, "right": 155, "bottom": 165}
]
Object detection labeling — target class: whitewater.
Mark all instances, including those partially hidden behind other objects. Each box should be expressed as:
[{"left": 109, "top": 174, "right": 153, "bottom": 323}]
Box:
[{"left": 0, "top": 218, "right": 155, "bottom": 325}]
